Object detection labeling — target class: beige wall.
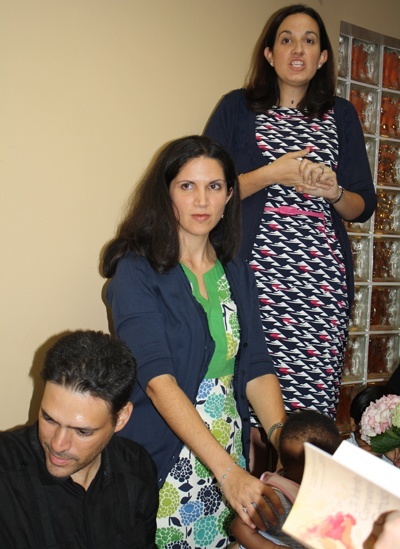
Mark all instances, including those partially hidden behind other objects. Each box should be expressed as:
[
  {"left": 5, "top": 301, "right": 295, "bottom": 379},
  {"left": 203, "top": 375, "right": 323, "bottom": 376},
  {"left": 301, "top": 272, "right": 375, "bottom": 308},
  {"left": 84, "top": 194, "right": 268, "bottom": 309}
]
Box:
[{"left": 1, "top": 0, "right": 399, "bottom": 430}]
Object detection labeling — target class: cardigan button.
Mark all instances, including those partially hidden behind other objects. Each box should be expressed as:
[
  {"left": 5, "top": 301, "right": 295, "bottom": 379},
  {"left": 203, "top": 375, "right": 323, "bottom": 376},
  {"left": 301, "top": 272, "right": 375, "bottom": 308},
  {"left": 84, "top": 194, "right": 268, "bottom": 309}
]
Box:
[{"left": 243, "top": 343, "right": 248, "bottom": 348}]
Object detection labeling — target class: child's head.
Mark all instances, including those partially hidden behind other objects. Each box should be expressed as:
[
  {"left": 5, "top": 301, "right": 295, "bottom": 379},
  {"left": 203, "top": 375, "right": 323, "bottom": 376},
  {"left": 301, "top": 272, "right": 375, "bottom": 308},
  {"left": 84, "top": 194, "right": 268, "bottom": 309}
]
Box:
[
  {"left": 279, "top": 410, "right": 342, "bottom": 484},
  {"left": 350, "top": 385, "right": 397, "bottom": 456},
  {"left": 350, "top": 385, "right": 394, "bottom": 424}
]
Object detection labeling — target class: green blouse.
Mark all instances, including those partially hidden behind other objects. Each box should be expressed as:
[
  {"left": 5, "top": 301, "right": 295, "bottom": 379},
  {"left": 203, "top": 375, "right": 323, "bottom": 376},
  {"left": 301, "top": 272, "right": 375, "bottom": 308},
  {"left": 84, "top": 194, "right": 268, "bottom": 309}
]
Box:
[{"left": 180, "top": 260, "right": 240, "bottom": 378}]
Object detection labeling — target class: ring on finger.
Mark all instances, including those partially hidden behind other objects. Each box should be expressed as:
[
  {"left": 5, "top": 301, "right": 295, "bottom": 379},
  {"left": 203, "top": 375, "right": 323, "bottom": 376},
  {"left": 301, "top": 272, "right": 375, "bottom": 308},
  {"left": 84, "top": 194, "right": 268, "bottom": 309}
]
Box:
[{"left": 242, "top": 502, "right": 253, "bottom": 513}]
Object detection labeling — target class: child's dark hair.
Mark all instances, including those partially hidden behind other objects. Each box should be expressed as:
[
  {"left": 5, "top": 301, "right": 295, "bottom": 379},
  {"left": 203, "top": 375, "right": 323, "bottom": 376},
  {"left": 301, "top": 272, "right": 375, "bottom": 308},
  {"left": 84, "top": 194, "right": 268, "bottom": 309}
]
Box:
[
  {"left": 350, "top": 385, "right": 398, "bottom": 424},
  {"left": 279, "top": 409, "right": 342, "bottom": 471}
]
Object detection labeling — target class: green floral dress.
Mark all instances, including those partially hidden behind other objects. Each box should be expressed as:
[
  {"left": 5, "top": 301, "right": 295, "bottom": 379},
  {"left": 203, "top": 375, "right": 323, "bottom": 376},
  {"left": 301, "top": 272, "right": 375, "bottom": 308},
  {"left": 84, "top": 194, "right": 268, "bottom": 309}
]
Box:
[{"left": 156, "top": 261, "right": 245, "bottom": 549}]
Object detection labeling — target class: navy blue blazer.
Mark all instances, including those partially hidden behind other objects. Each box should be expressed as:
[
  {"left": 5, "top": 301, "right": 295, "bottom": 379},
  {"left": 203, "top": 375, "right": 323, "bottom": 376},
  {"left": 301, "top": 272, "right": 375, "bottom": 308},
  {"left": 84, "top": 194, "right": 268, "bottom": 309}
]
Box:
[
  {"left": 204, "top": 89, "right": 377, "bottom": 302},
  {"left": 107, "top": 253, "right": 275, "bottom": 486}
]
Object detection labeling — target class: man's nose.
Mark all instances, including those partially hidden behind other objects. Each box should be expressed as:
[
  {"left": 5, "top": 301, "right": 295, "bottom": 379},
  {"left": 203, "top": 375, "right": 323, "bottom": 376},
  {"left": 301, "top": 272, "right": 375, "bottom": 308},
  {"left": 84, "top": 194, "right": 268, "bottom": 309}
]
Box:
[{"left": 51, "top": 427, "right": 71, "bottom": 453}]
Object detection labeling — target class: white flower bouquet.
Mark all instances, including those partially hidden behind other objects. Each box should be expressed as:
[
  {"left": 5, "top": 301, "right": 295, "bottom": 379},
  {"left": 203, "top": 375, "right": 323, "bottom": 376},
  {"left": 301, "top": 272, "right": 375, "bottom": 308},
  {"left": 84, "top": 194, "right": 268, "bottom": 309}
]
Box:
[{"left": 360, "top": 394, "right": 400, "bottom": 454}]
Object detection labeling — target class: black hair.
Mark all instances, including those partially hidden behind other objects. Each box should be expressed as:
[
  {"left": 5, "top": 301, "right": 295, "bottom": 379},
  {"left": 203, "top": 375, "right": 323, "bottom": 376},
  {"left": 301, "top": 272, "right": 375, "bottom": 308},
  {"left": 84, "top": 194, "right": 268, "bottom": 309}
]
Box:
[
  {"left": 245, "top": 4, "right": 335, "bottom": 118},
  {"left": 350, "top": 385, "right": 398, "bottom": 424},
  {"left": 279, "top": 409, "right": 342, "bottom": 472},
  {"left": 101, "top": 135, "right": 241, "bottom": 277},
  {"left": 41, "top": 330, "right": 136, "bottom": 425}
]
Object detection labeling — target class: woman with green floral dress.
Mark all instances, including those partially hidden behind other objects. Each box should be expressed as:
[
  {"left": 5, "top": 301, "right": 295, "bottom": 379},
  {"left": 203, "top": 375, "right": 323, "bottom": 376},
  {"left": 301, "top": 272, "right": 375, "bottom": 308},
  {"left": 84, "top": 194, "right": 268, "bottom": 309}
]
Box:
[{"left": 102, "top": 135, "right": 286, "bottom": 548}]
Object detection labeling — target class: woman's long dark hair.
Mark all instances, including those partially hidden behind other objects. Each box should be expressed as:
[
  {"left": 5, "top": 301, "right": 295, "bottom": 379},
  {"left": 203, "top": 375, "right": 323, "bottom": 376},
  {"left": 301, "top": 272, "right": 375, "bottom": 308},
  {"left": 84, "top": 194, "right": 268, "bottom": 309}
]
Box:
[
  {"left": 245, "top": 4, "right": 336, "bottom": 118},
  {"left": 101, "top": 135, "right": 242, "bottom": 277}
]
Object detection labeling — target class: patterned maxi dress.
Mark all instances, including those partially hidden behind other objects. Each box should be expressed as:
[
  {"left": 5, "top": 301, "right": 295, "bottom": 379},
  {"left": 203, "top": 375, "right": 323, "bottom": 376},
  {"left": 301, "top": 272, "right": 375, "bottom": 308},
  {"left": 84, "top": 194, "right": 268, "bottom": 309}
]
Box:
[
  {"left": 250, "top": 107, "right": 349, "bottom": 418},
  {"left": 155, "top": 261, "right": 246, "bottom": 549}
]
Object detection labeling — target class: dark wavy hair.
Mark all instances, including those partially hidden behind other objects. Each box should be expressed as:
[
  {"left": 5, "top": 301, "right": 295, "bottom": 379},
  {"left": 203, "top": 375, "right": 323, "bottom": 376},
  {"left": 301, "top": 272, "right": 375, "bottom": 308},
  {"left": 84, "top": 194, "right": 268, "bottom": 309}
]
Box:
[
  {"left": 245, "top": 4, "right": 335, "bottom": 118},
  {"left": 41, "top": 330, "right": 136, "bottom": 425},
  {"left": 101, "top": 135, "right": 242, "bottom": 277}
]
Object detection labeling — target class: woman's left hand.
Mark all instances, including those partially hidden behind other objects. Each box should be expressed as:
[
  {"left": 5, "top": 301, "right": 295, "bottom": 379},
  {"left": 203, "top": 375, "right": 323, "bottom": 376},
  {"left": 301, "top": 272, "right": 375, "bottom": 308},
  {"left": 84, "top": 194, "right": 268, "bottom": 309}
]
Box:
[
  {"left": 296, "top": 158, "right": 366, "bottom": 220},
  {"left": 297, "top": 159, "right": 339, "bottom": 200}
]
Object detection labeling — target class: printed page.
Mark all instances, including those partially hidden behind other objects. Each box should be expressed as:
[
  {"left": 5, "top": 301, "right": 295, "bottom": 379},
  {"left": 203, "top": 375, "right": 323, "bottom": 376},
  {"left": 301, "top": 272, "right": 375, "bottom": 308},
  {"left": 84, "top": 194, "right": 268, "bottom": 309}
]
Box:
[
  {"left": 282, "top": 441, "right": 400, "bottom": 549},
  {"left": 333, "top": 440, "right": 400, "bottom": 498}
]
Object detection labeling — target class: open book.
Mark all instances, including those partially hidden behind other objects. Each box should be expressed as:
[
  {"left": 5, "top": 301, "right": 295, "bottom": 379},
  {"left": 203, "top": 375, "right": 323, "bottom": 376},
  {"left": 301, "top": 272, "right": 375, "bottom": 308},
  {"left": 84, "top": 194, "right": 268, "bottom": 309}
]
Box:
[{"left": 282, "top": 441, "right": 400, "bottom": 548}]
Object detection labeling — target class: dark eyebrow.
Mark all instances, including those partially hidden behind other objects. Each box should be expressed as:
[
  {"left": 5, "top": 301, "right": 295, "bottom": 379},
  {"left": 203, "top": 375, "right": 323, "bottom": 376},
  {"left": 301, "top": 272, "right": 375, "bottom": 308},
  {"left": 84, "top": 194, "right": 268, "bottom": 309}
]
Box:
[
  {"left": 175, "top": 178, "right": 227, "bottom": 185},
  {"left": 278, "top": 30, "right": 318, "bottom": 37},
  {"left": 40, "top": 407, "right": 99, "bottom": 432}
]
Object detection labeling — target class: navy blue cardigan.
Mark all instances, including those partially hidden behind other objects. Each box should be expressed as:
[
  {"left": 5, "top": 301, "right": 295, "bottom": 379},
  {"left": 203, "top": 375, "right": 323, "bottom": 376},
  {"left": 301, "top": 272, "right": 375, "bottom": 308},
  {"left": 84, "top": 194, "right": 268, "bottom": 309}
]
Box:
[
  {"left": 204, "top": 89, "right": 377, "bottom": 302},
  {"left": 106, "top": 253, "right": 275, "bottom": 486}
]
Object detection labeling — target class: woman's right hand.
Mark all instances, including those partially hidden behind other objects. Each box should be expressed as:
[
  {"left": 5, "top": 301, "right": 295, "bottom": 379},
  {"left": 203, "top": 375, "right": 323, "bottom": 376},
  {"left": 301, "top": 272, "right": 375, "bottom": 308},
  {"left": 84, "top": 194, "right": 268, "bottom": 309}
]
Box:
[
  {"left": 239, "top": 148, "right": 310, "bottom": 199},
  {"left": 268, "top": 147, "right": 311, "bottom": 188},
  {"left": 220, "top": 462, "right": 283, "bottom": 532}
]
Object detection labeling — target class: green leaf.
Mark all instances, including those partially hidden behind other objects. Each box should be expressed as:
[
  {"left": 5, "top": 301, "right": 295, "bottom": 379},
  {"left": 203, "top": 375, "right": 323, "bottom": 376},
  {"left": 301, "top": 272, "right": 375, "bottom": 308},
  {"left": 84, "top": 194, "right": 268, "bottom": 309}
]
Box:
[{"left": 371, "top": 428, "right": 400, "bottom": 454}]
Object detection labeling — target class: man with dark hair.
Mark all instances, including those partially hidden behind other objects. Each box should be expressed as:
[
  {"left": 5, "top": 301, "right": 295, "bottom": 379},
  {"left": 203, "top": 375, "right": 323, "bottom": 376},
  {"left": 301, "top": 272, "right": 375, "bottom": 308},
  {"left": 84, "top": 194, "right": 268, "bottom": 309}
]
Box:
[{"left": 0, "top": 330, "right": 158, "bottom": 548}]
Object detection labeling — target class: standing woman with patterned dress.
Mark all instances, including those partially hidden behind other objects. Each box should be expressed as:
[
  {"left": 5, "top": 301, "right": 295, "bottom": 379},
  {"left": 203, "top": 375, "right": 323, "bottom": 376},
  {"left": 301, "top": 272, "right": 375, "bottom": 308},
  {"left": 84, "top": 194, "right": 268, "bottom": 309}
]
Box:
[
  {"left": 101, "top": 135, "right": 286, "bottom": 548},
  {"left": 204, "top": 5, "right": 376, "bottom": 439}
]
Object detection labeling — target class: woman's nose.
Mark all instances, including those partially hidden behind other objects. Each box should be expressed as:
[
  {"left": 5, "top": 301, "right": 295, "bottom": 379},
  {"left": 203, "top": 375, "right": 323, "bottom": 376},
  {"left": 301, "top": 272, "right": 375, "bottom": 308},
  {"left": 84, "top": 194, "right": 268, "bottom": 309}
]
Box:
[
  {"left": 292, "top": 39, "right": 304, "bottom": 54},
  {"left": 194, "top": 189, "right": 208, "bottom": 206}
]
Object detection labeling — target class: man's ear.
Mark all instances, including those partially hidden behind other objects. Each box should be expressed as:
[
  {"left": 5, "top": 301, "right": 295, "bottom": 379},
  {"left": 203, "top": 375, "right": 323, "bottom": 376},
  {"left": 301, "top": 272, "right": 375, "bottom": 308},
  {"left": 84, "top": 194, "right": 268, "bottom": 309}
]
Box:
[{"left": 114, "top": 402, "right": 133, "bottom": 433}]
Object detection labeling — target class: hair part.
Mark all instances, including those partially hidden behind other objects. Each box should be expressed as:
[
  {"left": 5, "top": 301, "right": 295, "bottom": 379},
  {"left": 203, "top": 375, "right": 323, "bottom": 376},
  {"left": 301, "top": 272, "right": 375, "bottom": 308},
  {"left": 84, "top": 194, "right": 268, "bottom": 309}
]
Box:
[
  {"left": 245, "top": 4, "right": 336, "bottom": 118},
  {"left": 41, "top": 330, "right": 136, "bottom": 425},
  {"left": 101, "top": 135, "right": 242, "bottom": 277}
]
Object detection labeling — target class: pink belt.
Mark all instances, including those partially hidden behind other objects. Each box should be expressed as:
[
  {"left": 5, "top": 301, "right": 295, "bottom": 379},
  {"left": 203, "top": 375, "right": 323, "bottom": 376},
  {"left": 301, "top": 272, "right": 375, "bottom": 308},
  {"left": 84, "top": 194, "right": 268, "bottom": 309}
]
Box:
[
  {"left": 263, "top": 205, "right": 343, "bottom": 268},
  {"left": 264, "top": 206, "right": 324, "bottom": 219}
]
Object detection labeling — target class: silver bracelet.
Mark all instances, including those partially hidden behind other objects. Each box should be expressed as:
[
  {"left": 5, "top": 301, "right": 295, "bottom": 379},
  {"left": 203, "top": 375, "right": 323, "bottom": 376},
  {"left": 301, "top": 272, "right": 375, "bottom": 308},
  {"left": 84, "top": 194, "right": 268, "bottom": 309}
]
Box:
[
  {"left": 219, "top": 461, "right": 237, "bottom": 490},
  {"left": 267, "top": 421, "right": 284, "bottom": 443},
  {"left": 326, "top": 185, "right": 344, "bottom": 205}
]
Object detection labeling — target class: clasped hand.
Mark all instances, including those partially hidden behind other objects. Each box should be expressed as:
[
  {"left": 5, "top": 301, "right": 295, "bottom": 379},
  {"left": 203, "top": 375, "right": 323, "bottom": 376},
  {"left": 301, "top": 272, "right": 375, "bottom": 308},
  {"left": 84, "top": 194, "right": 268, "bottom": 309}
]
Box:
[{"left": 270, "top": 147, "right": 339, "bottom": 201}]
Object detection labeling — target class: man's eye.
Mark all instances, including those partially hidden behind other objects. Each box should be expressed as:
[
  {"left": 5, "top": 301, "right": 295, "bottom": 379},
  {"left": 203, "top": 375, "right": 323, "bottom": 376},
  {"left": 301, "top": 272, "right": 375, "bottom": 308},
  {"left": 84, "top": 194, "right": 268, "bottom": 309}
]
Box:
[{"left": 77, "top": 430, "right": 93, "bottom": 437}]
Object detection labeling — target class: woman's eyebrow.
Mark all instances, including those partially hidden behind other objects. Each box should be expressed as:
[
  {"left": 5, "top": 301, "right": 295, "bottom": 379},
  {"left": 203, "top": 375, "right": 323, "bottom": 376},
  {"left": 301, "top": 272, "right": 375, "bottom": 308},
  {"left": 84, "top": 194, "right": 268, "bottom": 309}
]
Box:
[{"left": 278, "top": 30, "right": 318, "bottom": 36}]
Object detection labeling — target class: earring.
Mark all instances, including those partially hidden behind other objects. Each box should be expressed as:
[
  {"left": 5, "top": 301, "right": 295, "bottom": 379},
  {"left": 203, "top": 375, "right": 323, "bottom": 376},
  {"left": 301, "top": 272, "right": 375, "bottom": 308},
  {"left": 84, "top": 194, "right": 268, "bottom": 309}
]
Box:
[
  {"left": 221, "top": 213, "right": 224, "bottom": 219},
  {"left": 270, "top": 62, "right": 274, "bottom": 67},
  {"left": 318, "top": 64, "right": 322, "bottom": 69}
]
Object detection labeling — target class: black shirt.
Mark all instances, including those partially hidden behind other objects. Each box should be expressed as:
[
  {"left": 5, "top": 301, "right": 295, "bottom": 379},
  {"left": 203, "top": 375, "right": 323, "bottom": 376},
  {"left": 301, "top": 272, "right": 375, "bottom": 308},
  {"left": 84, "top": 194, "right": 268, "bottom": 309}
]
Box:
[{"left": 0, "top": 423, "right": 158, "bottom": 548}]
